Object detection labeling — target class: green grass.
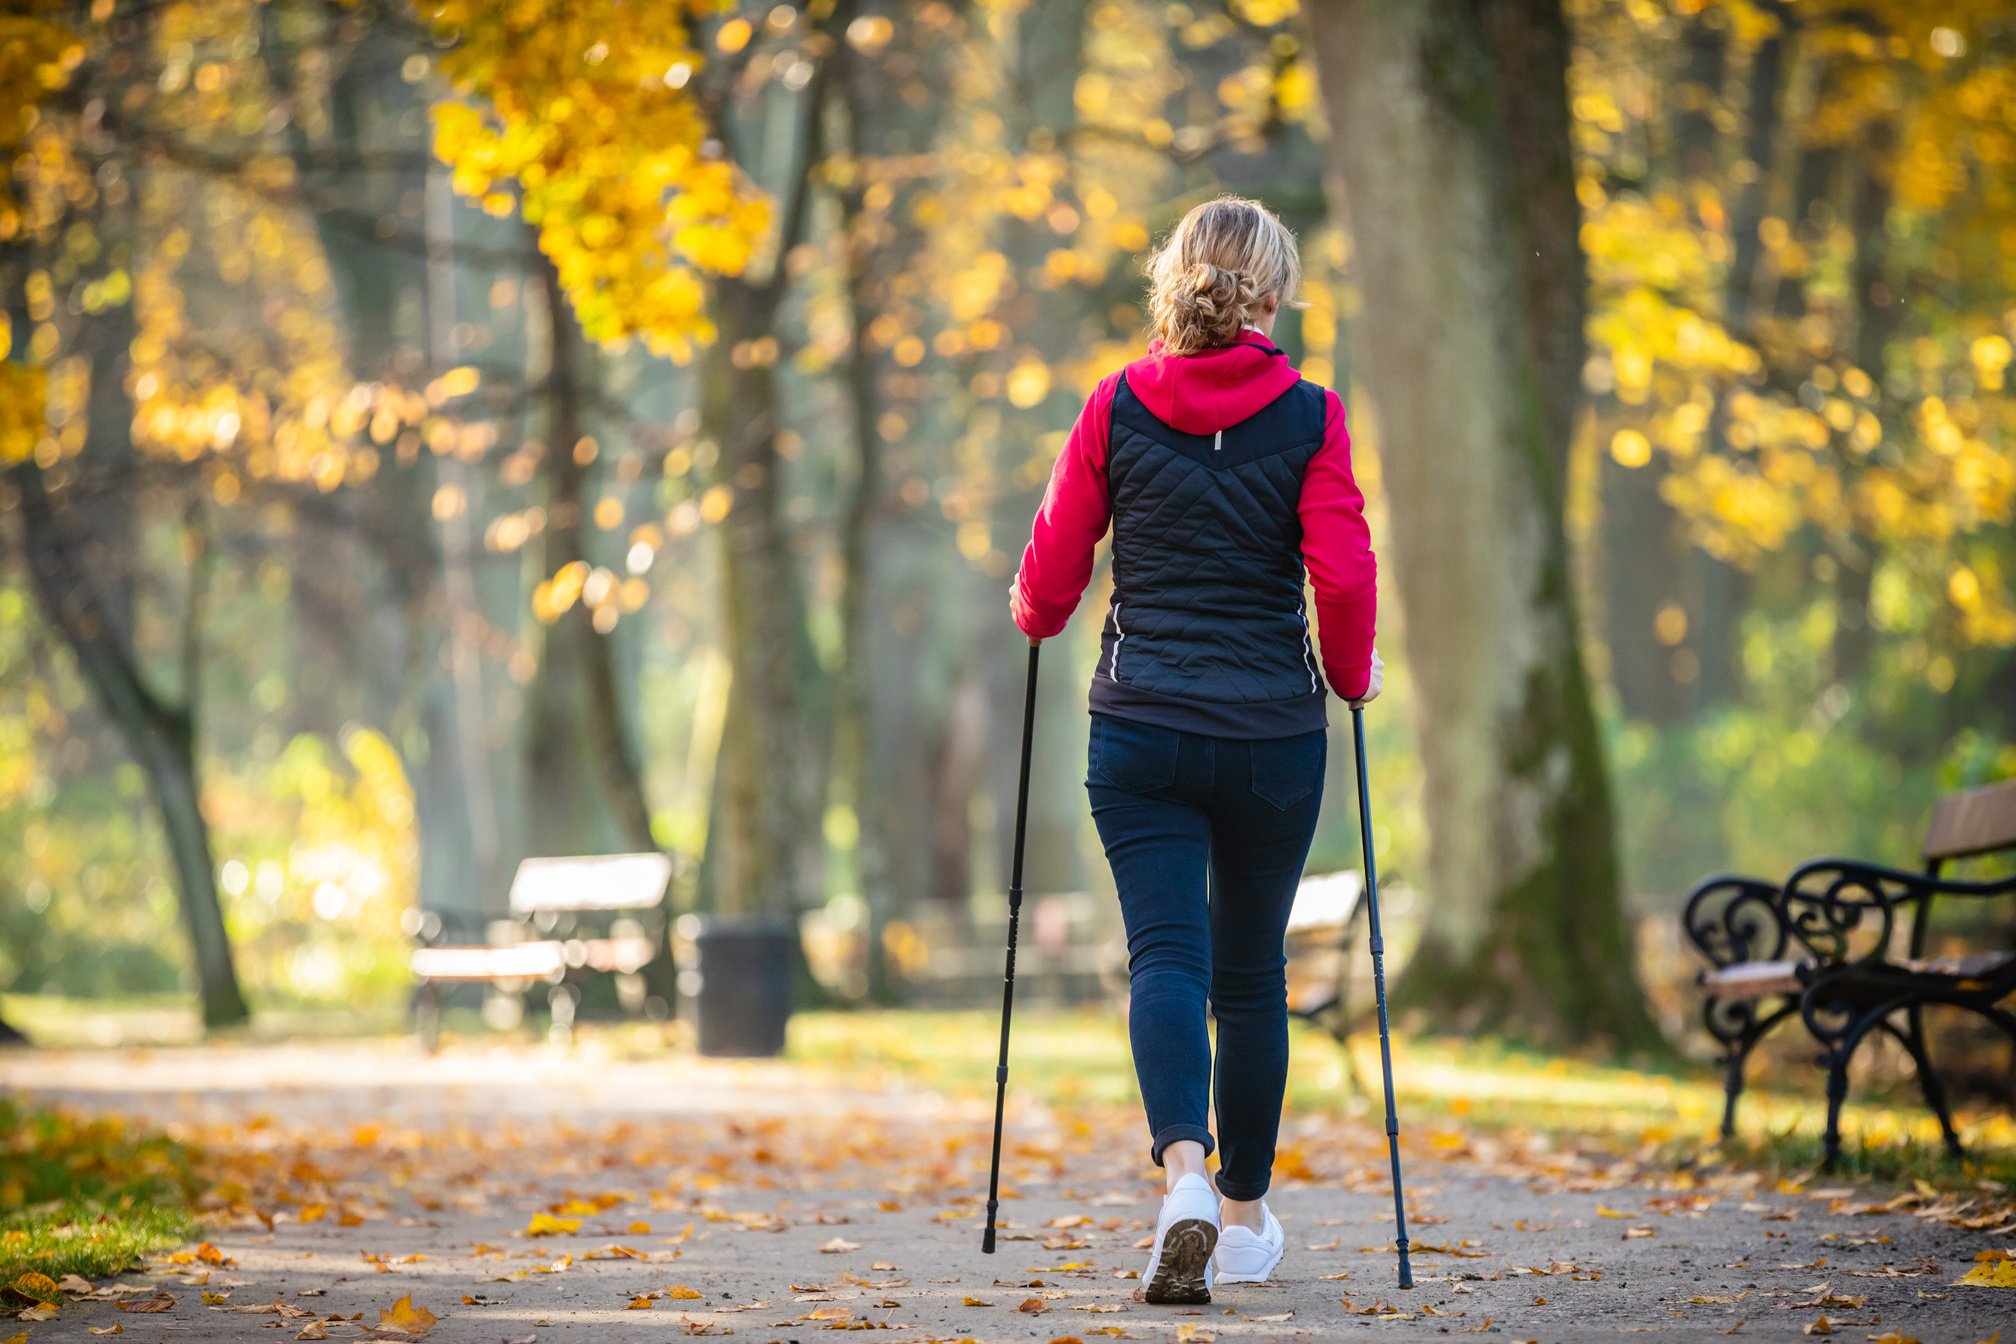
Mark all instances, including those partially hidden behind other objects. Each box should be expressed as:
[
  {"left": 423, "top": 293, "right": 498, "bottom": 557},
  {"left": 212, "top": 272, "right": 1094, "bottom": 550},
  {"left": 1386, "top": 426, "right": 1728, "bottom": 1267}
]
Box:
[
  {"left": 0, "top": 1098, "right": 202, "bottom": 1288},
  {"left": 785, "top": 1008, "right": 2016, "bottom": 1187},
  {"left": 1, "top": 992, "right": 409, "bottom": 1048}
]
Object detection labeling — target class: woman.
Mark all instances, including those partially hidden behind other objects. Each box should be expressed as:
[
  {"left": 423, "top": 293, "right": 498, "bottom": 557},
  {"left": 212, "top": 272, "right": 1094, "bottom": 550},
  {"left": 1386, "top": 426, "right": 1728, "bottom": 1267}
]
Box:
[{"left": 1010, "top": 196, "right": 1381, "bottom": 1304}]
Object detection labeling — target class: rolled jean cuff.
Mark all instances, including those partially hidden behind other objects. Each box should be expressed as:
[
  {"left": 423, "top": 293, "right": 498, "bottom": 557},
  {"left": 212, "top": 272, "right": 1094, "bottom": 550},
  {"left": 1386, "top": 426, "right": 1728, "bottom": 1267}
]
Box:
[
  {"left": 1214, "top": 1170, "right": 1271, "bottom": 1201},
  {"left": 1150, "top": 1124, "right": 1215, "bottom": 1167}
]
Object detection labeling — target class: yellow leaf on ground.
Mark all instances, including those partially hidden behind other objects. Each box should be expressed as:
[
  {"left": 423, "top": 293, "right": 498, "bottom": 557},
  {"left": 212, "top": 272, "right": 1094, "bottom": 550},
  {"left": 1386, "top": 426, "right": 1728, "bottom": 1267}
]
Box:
[
  {"left": 667, "top": 1286, "right": 704, "bottom": 1300},
  {"left": 11, "top": 1273, "right": 57, "bottom": 1301},
  {"left": 376, "top": 1293, "right": 437, "bottom": 1336},
  {"left": 299, "top": 1204, "right": 328, "bottom": 1224},
  {"left": 525, "top": 1214, "right": 581, "bottom": 1236},
  {"left": 1957, "top": 1260, "right": 2016, "bottom": 1289},
  {"left": 88, "top": 1327, "right": 124, "bottom": 1336},
  {"left": 628, "top": 1296, "right": 656, "bottom": 1310},
  {"left": 14, "top": 1305, "right": 55, "bottom": 1322},
  {"left": 629, "top": 1221, "right": 653, "bottom": 1234}
]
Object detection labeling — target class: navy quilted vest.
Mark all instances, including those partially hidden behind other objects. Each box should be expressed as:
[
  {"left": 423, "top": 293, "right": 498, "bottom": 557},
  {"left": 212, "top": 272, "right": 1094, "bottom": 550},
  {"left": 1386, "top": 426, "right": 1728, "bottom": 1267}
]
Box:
[{"left": 1088, "top": 366, "right": 1330, "bottom": 738}]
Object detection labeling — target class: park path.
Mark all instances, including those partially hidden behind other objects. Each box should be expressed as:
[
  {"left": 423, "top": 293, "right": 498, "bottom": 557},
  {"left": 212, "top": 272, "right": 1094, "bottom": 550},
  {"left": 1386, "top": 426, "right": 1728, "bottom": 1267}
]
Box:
[{"left": 3, "top": 1039, "right": 2011, "bottom": 1343}]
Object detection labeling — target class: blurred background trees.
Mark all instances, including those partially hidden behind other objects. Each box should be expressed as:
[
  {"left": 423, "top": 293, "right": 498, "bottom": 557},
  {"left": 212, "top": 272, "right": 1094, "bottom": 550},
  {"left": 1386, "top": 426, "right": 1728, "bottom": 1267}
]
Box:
[{"left": 1, "top": 0, "right": 2010, "bottom": 1042}]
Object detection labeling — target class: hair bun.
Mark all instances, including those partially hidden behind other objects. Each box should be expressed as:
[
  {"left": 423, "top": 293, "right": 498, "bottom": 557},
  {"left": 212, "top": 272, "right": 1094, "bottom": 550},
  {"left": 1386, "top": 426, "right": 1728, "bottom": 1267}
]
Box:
[{"left": 1171, "top": 262, "right": 1255, "bottom": 347}]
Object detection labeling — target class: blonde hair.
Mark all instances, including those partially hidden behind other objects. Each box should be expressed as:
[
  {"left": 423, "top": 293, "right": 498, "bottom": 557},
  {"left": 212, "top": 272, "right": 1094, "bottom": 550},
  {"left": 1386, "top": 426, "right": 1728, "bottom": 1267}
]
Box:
[{"left": 1145, "top": 196, "right": 1301, "bottom": 356}]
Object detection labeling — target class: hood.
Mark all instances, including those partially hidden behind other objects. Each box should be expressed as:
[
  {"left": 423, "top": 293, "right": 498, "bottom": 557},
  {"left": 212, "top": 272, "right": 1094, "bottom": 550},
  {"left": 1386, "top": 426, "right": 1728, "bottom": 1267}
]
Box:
[{"left": 1124, "top": 328, "right": 1303, "bottom": 435}]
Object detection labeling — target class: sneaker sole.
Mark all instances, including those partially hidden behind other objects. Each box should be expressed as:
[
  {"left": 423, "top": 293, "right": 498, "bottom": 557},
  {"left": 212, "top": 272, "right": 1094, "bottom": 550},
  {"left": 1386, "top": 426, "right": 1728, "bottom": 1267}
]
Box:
[{"left": 1144, "top": 1218, "right": 1217, "bottom": 1304}]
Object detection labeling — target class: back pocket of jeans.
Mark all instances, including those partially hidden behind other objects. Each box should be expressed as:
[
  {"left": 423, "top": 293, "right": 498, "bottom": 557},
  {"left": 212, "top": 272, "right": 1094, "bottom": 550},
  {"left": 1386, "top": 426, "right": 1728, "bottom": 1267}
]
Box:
[
  {"left": 1249, "top": 729, "right": 1324, "bottom": 810},
  {"left": 1088, "top": 715, "right": 1179, "bottom": 794}
]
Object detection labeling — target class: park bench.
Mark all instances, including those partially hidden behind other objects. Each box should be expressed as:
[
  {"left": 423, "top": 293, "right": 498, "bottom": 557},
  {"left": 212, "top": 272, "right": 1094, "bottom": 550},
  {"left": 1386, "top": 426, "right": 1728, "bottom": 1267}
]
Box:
[
  {"left": 1285, "top": 869, "right": 1368, "bottom": 1034},
  {"left": 409, "top": 852, "right": 675, "bottom": 1051},
  {"left": 1684, "top": 778, "right": 2016, "bottom": 1167}
]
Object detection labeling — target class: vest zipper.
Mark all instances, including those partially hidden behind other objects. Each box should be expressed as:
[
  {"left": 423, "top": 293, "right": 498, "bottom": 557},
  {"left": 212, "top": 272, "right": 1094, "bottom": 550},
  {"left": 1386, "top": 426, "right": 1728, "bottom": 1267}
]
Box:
[{"left": 1213, "top": 428, "right": 1222, "bottom": 452}]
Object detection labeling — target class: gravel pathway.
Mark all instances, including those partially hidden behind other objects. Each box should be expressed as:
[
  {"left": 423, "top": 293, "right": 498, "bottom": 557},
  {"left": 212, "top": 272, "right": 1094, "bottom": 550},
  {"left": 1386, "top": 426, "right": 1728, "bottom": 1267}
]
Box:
[{"left": 4, "top": 1041, "right": 2009, "bottom": 1343}]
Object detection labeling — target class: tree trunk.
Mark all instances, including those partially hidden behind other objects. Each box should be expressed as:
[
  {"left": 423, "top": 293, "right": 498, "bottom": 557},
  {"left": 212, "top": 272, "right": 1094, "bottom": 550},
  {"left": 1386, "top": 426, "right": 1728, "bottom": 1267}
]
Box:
[
  {"left": 835, "top": 132, "right": 895, "bottom": 996},
  {"left": 1835, "top": 117, "right": 1896, "bottom": 687},
  {"left": 525, "top": 246, "right": 657, "bottom": 858},
  {"left": 267, "top": 6, "right": 510, "bottom": 919},
  {"left": 1308, "top": 0, "right": 1659, "bottom": 1049},
  {"left": 700, "top": 278, "right": 829, "bottom": 917},
  {"left": 16, "top": 465, "right": 250, "bottom": 1029}
]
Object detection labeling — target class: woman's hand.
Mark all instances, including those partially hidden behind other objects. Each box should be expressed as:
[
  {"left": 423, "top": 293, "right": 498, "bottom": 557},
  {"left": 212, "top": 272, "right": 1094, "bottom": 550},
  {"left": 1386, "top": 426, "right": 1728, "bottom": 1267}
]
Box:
[
  {"left": 1348, "top": 648, "right": 1384, "bottom": 709},
  {"left": 1008, "top": 586, "right": 1042, "bottom": 646}
]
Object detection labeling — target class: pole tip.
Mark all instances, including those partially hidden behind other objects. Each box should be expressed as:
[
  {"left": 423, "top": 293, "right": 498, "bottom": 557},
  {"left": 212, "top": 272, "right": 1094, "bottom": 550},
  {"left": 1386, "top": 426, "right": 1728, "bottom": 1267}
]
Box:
[{"left": 981, "top": 1228, "right": 996, "bottom": 1255}]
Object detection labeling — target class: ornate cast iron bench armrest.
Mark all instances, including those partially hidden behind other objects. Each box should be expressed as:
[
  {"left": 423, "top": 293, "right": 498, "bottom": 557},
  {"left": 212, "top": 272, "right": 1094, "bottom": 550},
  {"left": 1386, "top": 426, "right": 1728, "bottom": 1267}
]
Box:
[
  {"left": 1779, "top": 858, "right": 2016, "bottom": 969},
  {"left": 1684, "top": 873, "right": 1796, "bottom": 973}
]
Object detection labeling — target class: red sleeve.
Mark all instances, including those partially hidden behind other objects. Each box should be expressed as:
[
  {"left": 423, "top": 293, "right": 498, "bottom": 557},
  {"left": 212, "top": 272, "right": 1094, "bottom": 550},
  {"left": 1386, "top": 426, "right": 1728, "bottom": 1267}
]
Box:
[
  {"left": 1300, "top": 389, "right": 1377, "bottom": 699},
  {"left": 1011, "top": 374, "right": 1119, "bottom": 639}
]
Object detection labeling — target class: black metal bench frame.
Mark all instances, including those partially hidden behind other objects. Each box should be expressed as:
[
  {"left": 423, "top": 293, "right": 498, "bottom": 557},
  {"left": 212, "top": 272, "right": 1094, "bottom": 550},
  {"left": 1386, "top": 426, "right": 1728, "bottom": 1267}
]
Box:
[{"left": 1684, "top": 779, "right": 2016, "bottom": 1169}]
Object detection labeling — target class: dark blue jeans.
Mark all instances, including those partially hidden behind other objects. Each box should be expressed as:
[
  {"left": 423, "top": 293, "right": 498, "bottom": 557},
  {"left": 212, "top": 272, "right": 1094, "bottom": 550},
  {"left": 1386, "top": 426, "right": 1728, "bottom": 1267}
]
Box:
[{"left": 1086, "top": 711, "right": 1325, "bottom": 1200}]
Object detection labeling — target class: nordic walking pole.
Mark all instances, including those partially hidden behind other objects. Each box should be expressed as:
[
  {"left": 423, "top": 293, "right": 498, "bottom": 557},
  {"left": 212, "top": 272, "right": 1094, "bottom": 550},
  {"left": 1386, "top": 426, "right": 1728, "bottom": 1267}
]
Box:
[
  {"left": 1352, "top": 703, "right": 1414, "bottom": 1289},
  {"left": 982, "top": 638, "right": 1041, "bottom": 1254}
]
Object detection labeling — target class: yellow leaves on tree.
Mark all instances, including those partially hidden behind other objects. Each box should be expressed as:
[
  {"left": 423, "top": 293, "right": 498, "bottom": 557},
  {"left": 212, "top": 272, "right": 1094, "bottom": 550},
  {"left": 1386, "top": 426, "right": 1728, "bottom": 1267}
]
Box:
[
  {"left": 0, "top": 4, "right": 80, "bottom": 466},
  {"left": 418, "top": 0, "right": 771, "bottom": 361},
  {"left": 0, "top": 2, "right": 80, "bottom": 243}
]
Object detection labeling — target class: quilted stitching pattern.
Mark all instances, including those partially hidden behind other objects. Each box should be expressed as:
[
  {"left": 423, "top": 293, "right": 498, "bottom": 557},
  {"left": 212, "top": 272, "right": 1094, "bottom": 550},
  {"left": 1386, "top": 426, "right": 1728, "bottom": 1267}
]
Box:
[{"left": 1101, "top": 378, "right": 1327, "bottom": 706}]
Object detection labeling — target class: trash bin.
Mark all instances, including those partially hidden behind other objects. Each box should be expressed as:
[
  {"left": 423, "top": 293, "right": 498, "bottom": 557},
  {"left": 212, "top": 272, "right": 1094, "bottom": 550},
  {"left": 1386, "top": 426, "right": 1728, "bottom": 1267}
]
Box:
[{"left": 691, "top": 919, "right": 795, "bottom": 1057}]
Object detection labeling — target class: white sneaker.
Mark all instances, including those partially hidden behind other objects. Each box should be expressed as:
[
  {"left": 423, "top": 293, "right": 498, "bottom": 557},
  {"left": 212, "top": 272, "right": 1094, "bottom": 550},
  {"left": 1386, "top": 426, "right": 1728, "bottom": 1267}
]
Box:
[
  {"left": 1213, "top": 1202, "right": 1284, "bottom": 1284},
  {"left": 1141, "top": 1173, "right": 1218, "bottom": 1304}
]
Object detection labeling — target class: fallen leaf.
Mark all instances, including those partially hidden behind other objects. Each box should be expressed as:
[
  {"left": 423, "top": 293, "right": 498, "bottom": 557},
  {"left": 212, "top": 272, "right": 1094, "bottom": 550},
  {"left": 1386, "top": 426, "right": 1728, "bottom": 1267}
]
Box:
[
  {"left": 524, "top": 1214, "right": 580, "bottom": 1237},
  {"left": 667, "top": 1285, "right": 705, "bottom": 1300},
  {"left": 628, "top": 1296, "right": 656, "bottom": 1310},
  {"left": 15, "top": 1305, "right": 56, "bottom": 1322},
  {"left": 117, "top": 1294, "right": 175, "bottom": 1314},
  {"left": 962, "top": 1296, "right": 993, "bottom": 1307},
  {"left": 1957, "top": 1260, "right": 2016, "bottom": 1289},
  {"left": 88, "top": 1328, "right": 125, "bottom": 1337},
  {"left": 296, "top": 1324, "right": 329, "bottom": 1341},
  {"left": 1018, "top": 1298, "right": 1048, "bottom": 1314},
  {"left": 375, "top": 1293, "right": 437, "bottom": 1337},
  {"left": 822, "top": 1237, "right": 862, "bottom": 1254}
]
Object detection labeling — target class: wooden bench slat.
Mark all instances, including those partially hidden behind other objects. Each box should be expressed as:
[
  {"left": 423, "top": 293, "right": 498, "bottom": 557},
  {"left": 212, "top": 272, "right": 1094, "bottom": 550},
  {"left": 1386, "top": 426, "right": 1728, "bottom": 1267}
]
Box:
[
  {"left": 1897, "top": 950, "right": 2016, "bottom": 981},
  {"left": 1922, "top": 779, "right": 2016, "bottom": 863},
  {"left": 1701, "top": 960, "right": 1808, "bottom": 998},
  {"left": 411, "top": 942, "right": 567, "bottom": 982}
]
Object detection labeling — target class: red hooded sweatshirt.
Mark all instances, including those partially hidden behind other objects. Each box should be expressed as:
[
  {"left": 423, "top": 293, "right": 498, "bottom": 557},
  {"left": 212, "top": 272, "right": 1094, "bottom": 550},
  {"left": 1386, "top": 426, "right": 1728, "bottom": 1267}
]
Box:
[{"left": 1011, "top": 329, "right": 1378, "bottom": 703}]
